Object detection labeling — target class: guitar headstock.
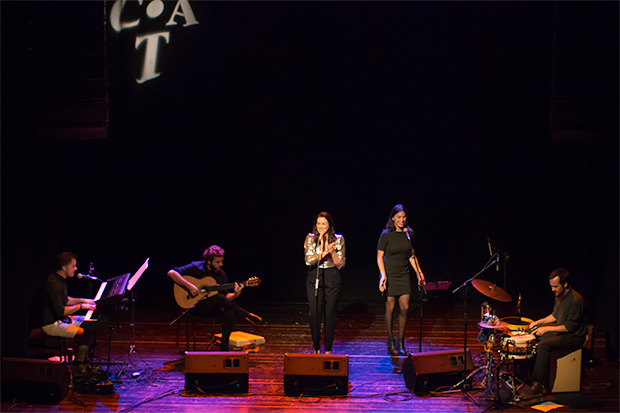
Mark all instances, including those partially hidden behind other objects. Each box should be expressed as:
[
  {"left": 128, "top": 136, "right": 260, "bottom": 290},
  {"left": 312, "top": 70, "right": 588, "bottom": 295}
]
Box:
[{"left": 245, "top": 277, "right": 262, "bottom": 287}]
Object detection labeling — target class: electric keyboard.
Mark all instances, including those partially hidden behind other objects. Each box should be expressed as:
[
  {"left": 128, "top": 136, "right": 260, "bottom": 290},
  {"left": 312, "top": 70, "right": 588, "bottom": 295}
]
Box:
[{"left": 85, "top": 273, "right": 130, "bottom": 321}]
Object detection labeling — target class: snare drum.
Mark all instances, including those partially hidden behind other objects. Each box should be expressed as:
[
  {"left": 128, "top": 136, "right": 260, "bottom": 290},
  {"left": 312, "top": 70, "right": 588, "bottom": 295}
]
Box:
[
  {"left": 500, "top": 316, "right": 534, "bottom": 332},
  {"left": 500, "top": 332, "right": 537, "bottom": 359}
]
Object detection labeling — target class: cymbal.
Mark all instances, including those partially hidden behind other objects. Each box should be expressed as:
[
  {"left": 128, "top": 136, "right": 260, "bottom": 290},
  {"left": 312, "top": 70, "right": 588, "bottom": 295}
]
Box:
[
  {"left": 471, "top": 279, "right": 512, "bottom": 302},
  {"left": 477, "top": 320, "right": 508, "bottom": 331}
]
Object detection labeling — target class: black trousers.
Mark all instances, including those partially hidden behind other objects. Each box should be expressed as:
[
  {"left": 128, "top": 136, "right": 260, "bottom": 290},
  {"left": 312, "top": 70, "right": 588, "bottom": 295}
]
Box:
[
  {"left": 189, "top": 294, "right": 239, "bottom": 351},
  {"left": 306, "top": 267, "right": 341, "bottom": 352},
  {"left": 532, "top": 332, "right": 586, "bottom": 386}
]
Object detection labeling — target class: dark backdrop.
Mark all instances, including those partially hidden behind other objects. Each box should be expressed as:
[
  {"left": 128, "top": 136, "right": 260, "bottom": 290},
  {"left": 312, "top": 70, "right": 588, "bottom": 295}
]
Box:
[{"left": 2, "top": 1, "right": 617, "bottom": 359}]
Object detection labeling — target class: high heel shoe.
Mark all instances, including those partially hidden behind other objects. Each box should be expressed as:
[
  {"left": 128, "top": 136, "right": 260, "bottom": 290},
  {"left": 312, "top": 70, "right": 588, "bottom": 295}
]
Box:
[
  {"left": 398, "top": 337, "right": 408, "bottom": 356},
  {"left": 387, "top": 336, "right": 398, "bottom": 357}
]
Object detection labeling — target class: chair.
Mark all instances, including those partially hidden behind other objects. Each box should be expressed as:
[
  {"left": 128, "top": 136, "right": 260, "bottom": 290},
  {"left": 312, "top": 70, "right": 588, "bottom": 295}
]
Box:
[{"left": 175, "top": 312, "right": 217, "bottom": 354}]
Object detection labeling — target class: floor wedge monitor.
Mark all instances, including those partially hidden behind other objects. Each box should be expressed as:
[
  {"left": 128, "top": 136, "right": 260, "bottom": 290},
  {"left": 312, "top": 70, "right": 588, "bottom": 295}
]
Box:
[
  {"left": 184, "top": 351, "right": 249, "bottom": 393},
  {"left": 1, "top": 357, "right": 69, "bottom": 404},
  {"left": 402, "top": 349, "right": 474, "bottom": 394},
  {"left": 283, "top": 353, "right": 349, "bottom": 396}
]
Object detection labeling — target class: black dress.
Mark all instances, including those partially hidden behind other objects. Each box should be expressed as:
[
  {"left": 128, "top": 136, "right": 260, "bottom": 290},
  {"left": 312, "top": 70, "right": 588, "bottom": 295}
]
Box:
[{"left": 377, "top": 229, "right": 412, "bottom": 296}]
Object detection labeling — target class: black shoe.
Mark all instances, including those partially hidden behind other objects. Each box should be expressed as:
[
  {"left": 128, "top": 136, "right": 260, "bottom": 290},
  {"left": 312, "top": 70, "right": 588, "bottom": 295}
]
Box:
[
  {"left": 71, "top": 361, "right": 101, "bottom": 375},
  {"left": 398, "top": 338, "right": 408, "bottom": 356},
  {"left": 517, "top": 381, "right": 544, "bottom": 399},
  {"left": 244, "top": 312, "right": 262, "bottom": 324},
  {"left": 387, "top": 336, "right": 398, "bottom": 357}
]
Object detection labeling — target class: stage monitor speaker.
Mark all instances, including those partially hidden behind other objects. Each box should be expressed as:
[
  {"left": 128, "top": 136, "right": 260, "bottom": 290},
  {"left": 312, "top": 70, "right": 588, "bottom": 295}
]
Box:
[
  {"left": 184, "top": 351, "right": 249, "bottom": 393},
  {"left": 1, "top": 357, "right": 69, "bottom": 404},
  {"left": 402, "top": 349, "right": 474, "bottom": 394},
  {"left": 283, "top": 353, "right": 349, "bottom": 396}
]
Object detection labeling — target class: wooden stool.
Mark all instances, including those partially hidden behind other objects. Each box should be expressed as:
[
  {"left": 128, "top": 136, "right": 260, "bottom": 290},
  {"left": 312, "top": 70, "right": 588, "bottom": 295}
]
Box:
[{"left": 29, "top": 328, "right": 71, "bottom": 362}]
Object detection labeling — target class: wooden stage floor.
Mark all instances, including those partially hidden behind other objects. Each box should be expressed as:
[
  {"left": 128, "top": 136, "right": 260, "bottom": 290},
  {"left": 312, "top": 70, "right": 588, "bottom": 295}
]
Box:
[{"left": 2, "top": 298, "right": 618, "bottom": 412}]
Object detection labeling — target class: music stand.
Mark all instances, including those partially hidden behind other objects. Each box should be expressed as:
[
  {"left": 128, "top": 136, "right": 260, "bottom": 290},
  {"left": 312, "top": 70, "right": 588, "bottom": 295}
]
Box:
[{"left": 117, "top": 258, "right": 149, "bottom": 378}]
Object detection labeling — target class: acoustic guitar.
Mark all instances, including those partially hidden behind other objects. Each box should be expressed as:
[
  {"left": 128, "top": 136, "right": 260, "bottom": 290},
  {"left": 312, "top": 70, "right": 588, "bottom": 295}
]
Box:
[{"left": 174, "top": 275, "right": 262, "bottom": 309}]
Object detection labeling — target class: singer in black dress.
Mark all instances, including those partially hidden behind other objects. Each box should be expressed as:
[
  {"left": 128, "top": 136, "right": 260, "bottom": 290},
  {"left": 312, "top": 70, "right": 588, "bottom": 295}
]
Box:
[
  {"left": 304, "top": 212, "right": 346, "bottom": 354},
  {"left": 378, "top": 204, "right": 426, "bottom": 356}
]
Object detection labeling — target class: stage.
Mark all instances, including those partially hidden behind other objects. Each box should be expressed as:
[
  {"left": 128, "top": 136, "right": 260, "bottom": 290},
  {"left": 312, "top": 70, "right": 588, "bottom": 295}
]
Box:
[{"left": 2, "top": 298, "right": 617, "bottom": 412}]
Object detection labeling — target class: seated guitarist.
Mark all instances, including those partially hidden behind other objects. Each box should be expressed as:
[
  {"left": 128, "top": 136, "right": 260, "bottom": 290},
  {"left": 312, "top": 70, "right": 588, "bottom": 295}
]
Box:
[{"left": 167, "top": 245, "right": 262, "bottom": 351}]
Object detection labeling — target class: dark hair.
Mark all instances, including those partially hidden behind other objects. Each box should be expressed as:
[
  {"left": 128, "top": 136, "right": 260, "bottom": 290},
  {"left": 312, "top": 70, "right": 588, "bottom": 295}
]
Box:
[
  {"left": 549, "top": 268, "right": 570, "bottom": 286},
  {"left": 57, "top": 251, "right": 77, "bottom": 270},
  {"left": 385, "top": 204, "right": 411, "bottom": 233},
  {"left": 312, "top": 211, "right": 336, "bottom": 243},
  {"left": 203, "top": 245, "right": 225, "bottom": 262}
]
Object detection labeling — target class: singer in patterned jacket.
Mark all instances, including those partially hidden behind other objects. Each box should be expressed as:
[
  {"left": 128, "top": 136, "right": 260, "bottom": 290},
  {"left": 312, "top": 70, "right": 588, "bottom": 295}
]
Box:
[{"left": 304, "top": 211, "right": 346, "bottom": 354}]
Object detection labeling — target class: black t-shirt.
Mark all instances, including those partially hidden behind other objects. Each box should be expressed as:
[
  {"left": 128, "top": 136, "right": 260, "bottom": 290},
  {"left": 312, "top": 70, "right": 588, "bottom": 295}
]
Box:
[
  {"left": 377, "top": 229, "right": 413, "bottom": 276},
  {"left": 42, "top": 272, "right": 69, "bottom": 326},
  {"left": 172, "top": 261, "right": 228, "bottom": 285}
]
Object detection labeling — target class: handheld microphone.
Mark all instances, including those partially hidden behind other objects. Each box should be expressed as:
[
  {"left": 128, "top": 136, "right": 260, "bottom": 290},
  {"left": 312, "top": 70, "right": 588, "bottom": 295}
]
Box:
[{"left": 77, "top": 273, "right": 102, "bottom": 282}]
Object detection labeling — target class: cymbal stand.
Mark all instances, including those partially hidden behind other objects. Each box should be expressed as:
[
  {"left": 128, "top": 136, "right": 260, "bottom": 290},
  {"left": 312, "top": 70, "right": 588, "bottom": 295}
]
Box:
[
  {"left": 488, "top": 238, "right": 509, "bottom": 292},
  {"left": 451, "top": 253, "right": 499, "bottom": 406},
  {"left": 497, "top": 248, "right": 509, "bottom": 293}
]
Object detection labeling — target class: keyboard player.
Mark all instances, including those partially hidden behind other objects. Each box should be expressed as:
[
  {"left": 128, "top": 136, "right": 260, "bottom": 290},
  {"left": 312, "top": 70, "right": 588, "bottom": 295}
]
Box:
[{"left": 41, "top": 252, "right": 98, "bottom": 375}]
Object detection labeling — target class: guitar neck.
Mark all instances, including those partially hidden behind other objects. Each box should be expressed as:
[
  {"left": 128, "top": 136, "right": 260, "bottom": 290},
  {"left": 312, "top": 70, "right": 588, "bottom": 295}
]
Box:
[
  {"left": 209, "top": 281, "right": 248, "bottom": 292},
  {"left": 174, "top": 275, "right": 261, "bottom": 309}
]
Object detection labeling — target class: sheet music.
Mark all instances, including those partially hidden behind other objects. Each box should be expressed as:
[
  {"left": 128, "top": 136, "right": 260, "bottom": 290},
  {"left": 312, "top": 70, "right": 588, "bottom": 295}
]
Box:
[
  {"left": 85, "top": 281, "right": 107, "bottom": 320},
  {"left": 127, "top": 258, "right": 149, "bottom": 291}
]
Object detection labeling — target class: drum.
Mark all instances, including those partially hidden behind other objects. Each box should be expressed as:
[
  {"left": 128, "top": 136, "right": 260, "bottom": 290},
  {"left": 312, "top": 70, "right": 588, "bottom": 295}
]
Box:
[
  {"left": 500, "top": 316, "right": 534, "bottom": 332},
  {"left": 500, "top": 332, "right": 537, "bottom": 359}
]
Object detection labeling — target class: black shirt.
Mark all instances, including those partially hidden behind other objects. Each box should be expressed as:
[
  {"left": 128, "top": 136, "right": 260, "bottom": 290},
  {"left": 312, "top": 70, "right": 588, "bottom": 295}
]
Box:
[
  {"left": 42, "top": 272, "right": 70, "bottom": 326},
  {"left": 552, "top": 288, "right": 588, "bottom": 338}
]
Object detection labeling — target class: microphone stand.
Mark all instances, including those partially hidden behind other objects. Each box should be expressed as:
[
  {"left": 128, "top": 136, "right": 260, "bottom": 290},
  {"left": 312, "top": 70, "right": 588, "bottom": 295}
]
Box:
[
  {"left": 314, "top": 236, "right": 323, "bottom": 354},
  {"left": 117, "top": 288, "right": 142, "bottom": 378},
  {"left": 418, "top": 285, "right": 427, "bottom": 353},
  {"left": 451, "top": 253, "right": 499, "bottom": 406},
  {"left": 404, "top": 228, "right": 427, "bottom": 353}
]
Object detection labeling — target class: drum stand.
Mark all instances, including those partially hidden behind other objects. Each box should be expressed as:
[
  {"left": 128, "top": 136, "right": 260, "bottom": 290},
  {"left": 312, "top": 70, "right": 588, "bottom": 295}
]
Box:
[
  {"left": 483, "top": 353, "right": 529, "bottom": 411},
  {"left": 481, "top": 332, "right": 496, "bottom": 389}
]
